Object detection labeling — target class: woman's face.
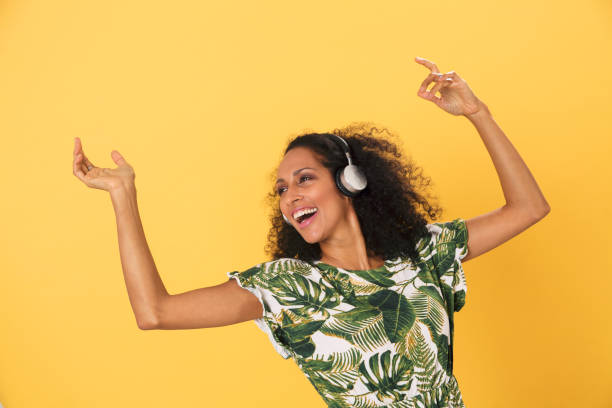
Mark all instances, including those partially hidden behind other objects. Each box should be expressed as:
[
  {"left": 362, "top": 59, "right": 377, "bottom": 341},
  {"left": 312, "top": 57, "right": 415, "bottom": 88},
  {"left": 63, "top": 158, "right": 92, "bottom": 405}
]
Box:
[{"left": 276, "top": 146, "right": 349, "bottom": 244}]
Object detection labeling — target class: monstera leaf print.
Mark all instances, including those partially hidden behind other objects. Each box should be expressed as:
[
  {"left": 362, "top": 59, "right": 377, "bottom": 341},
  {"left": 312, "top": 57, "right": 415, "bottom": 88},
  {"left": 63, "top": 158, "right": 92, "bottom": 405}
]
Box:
[
  {"left": 358, "top": 350, "right": 414, "bottom": 403},
  {"left": 368, "top": 289, "right": 416, "bottom": 343},
  {"left": 270, "top": 272, "right": 341, "bottom": 319}
]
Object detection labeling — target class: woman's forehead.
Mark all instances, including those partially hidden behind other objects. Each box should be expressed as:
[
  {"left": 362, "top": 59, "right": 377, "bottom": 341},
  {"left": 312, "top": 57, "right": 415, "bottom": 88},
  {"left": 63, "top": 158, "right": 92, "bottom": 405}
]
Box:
[
  {"left": 276, "top": 148, "right": 322, "bottom": 181},
  {"left": 278, "top": 148, "right": 320, "bottom": 171}
]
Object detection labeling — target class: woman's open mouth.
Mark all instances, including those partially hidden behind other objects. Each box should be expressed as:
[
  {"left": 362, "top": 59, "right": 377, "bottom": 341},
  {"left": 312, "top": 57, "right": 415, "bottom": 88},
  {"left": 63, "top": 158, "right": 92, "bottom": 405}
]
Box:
[{"left": 295, "top": 208, "right": 318, "bottom": 229}]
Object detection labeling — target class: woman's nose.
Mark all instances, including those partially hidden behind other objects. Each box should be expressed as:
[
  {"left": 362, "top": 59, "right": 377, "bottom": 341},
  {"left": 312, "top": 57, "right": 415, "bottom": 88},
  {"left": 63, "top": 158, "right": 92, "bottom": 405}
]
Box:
[{"left": 284, "top": 188, "right": 302, "bottom": 205}]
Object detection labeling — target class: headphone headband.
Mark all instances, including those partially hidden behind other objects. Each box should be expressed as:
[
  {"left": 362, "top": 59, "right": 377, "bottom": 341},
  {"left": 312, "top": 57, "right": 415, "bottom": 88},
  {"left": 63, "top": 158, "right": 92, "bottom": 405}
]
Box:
[{"left": 327, "top": 134, "right": 354, "bottom": 166}]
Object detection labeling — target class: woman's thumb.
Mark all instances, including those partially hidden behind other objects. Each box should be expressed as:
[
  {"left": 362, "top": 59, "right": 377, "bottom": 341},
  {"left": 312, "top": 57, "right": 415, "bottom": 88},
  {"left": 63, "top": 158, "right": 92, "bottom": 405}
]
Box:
[{"left": 111, "top": 150, "right": 128, "bottom": 166}]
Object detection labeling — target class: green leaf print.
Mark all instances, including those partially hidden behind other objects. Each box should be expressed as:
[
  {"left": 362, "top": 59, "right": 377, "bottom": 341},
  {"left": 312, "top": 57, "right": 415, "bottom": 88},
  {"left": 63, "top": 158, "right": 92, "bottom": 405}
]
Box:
[
  {"left": 322, "top": 395, "right": 355, "bottom": 408},
  {"left": 351, "top": 268, "right": 397, "bottom": 288},
  {"left": 321, "top": 306, "right": 388, "bottom": 352},
  {"left": 411, "top": 288, "right": 447, "bottom": 342},
  {"left": 406, "top": 323, "right": 439, "bottom": 393},
  {"left": 434, "top": 332, "right": 450, "bottom": 376},
  {"left": 431, "top": 221, "right": 467, "bottom": 280},
  {"left": 417, "top": 266, "right": 438, "bottom": 285},
  {"left": 279, "top": 309, "right": 295, "bottom": 326},
  {"left": 309, "top": 373, "right": 352, "bottom": 394},
  {"left": 237, "top": 265, "right": 261, "bottom": 281},
  {"left": 438, "top": 280, "right": 455, "bottom": 315},
  {"left": 278, "top": 319, "right": 326, "bottom": 358},
  {"left": 268, "top": 257, "right": 313, "bottom": 277},
  {"left": 454, "top": 289, "right": 466, "bottom": 312},
  {"left": 333, "top": 305, "right": 380, "bottom": 322},
  {"left": 270, "top": 273, "right": 341, "bottom": 319},
  {"left": 308, "top": 347, "right": 363, "bottom": 373},
  {"left": 409, "top": 288, "right": 451, "bottom": 375},
  {"left": 300, "top": 348, "right": 363, "bottom": 396},
  {"left": 416, "top": 285, "right": 445, "bottom": 306},
  {"left": 317, "top": 263, "right": 358, "bottom": 302},
  {"left": 368, "top": 289, "right": 416, "bottom": 343},
  {"left": 358, "top": 349, "right": 414, "bottom": 403}
]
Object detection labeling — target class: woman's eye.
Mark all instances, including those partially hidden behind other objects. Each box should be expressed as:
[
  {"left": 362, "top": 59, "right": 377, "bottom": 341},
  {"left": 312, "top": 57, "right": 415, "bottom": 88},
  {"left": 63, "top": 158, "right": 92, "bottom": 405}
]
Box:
[{"left": 276, "top": 175, "right": 313, "bottom": 195}]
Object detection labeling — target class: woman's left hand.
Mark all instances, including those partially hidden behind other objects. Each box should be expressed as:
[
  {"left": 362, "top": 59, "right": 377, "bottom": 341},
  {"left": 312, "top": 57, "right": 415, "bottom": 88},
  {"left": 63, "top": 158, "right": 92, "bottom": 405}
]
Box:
[{"left": 415, "top": 56, "right": 484, "bottom": 117}]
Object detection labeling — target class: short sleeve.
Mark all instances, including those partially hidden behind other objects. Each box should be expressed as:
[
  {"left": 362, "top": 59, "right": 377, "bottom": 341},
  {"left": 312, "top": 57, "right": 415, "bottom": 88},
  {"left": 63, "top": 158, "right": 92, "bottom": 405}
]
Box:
[
  {"left": 227, "top": 264, "right": 293, "bottom": 359},
  {"left": 426, "top": 217, "right": 469, "bottom": 312}
]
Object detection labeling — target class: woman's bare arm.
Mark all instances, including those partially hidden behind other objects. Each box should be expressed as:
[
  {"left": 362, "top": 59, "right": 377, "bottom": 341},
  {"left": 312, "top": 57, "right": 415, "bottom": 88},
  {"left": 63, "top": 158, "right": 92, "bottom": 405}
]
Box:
[
  {"left": 73, "top": 138, "right": 263, "bottom": 331},
  {"left": 414, "top": 58, "right": 551, "bottom": 264},
  {"left": 152, "top": 278, "right": 264, "bottom": 330},
  {"left": 110, "top": 185, "right": 169, "bottom": 328},
  {"left": 110, "top": 185, "right": 263, "bottom": 330}
]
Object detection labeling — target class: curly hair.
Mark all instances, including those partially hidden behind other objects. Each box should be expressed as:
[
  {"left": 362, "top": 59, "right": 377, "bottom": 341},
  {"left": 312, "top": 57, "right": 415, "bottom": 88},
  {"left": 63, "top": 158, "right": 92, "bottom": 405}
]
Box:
[{"left": 263, "top": 122, "right": 445, "bottom": 266}]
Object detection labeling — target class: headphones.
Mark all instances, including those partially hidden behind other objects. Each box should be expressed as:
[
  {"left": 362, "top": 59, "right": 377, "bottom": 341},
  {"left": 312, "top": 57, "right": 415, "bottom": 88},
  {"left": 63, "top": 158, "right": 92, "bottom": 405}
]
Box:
[{"left": 281, "top": 134, "right": 367, "bottom": 225}]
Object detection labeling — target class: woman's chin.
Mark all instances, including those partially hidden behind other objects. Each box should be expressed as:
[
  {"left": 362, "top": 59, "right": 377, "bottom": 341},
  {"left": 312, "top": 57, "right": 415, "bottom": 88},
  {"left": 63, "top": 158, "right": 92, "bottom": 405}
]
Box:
[
  {"left": 302, "top": 235, "right": 320, "bottom": 244},
  {"left": 299, "top": 230, "right": 323, "bottom": 244}
]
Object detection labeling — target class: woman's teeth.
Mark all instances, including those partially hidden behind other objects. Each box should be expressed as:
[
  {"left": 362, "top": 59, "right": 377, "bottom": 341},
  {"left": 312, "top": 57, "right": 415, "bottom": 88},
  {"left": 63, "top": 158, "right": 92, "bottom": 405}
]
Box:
[{"left": 294, "top": 207, "right": 318, "bottom": 222}]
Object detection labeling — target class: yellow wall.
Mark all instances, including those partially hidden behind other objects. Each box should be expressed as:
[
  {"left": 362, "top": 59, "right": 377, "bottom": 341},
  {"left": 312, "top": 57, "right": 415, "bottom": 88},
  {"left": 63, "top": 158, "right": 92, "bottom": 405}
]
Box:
[{"left": 0, "top": 0, "right": 610, "bottom": 407}]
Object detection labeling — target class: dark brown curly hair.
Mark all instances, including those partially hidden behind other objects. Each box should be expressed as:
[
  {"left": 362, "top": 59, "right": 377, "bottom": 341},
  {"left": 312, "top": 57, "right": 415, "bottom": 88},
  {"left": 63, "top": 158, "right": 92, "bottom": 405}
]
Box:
[{"left": 263, "top": 122, "right": 445, "bottom": 266}]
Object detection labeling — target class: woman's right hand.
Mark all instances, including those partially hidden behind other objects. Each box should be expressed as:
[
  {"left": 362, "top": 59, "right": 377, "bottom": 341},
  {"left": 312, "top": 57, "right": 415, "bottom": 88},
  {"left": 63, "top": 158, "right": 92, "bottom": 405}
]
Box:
[{"left": 73, "top": 137, "right": 136, "bottom": 192}]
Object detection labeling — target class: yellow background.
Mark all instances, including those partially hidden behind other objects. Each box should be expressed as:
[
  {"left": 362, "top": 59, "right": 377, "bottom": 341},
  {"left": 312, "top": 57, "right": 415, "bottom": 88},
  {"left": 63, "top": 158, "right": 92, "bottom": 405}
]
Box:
[{"left": 1, "top": 0, "right": 610, "bottom": 407}]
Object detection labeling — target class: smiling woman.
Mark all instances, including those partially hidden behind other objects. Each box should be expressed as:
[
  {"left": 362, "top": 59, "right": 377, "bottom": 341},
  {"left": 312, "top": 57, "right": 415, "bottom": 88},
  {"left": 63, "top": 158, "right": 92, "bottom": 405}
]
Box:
[
  {"left": 265, "top": 122, "right": 444, "bottom": 268},
  {"left": 216, "top": 123, "right": 476, "bottom": 406},
  {"left": 73, "top": 55, "right": 551, "bottom": 408},
  {"left": 72, "top": 121, "right": 470, "bottom": 407}
]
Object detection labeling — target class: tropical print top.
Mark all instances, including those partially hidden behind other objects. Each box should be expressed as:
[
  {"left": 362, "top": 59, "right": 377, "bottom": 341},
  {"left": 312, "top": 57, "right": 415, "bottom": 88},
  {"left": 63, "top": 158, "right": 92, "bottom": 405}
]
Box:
[{"left": 227, "top": 218, "right": 469, "bottom": 408}]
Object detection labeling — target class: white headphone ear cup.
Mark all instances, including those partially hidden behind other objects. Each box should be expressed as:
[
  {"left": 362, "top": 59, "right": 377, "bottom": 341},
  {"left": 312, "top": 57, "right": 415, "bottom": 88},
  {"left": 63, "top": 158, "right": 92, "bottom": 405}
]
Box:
[{"left": 341, "top": 165, "right": 367, "bottom": 193}]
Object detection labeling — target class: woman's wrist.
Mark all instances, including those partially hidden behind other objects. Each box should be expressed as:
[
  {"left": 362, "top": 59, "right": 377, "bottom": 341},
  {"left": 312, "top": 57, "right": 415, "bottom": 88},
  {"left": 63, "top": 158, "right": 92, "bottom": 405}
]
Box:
[
  {"left": 110, "top": 181, "right": 136, "bottom": 195},
  {"left": 464, "top": 100, "right": 491, "bottom": 123},
  {"left": 109, "top": 182, "right": 137, "bottom": 207}
]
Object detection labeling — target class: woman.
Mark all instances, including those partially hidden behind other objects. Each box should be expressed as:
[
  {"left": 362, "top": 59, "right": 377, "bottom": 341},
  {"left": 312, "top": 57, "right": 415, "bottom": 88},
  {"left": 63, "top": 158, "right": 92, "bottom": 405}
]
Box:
[{"left": 72, "top": 57, "right": 550, "bottom": 407}]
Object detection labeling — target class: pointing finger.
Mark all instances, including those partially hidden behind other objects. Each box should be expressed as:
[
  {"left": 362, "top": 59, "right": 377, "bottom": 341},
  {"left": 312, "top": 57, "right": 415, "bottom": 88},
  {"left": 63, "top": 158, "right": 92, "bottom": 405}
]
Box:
[{"left": 415, "top": 57, "right": 440, "bottom": 74}]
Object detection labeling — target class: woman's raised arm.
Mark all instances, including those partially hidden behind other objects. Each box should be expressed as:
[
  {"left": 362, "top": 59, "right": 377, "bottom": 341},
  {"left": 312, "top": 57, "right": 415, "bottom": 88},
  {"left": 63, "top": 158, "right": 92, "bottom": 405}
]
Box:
[{"left": 73, "top": 138, "right": 263, "bottom": 330}]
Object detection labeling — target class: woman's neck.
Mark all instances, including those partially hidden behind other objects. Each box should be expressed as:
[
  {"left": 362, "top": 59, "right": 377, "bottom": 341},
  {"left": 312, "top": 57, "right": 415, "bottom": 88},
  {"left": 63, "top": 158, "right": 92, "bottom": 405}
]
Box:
[{"left": 317, "top": 198, "right": 385, "bottom": 270}]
